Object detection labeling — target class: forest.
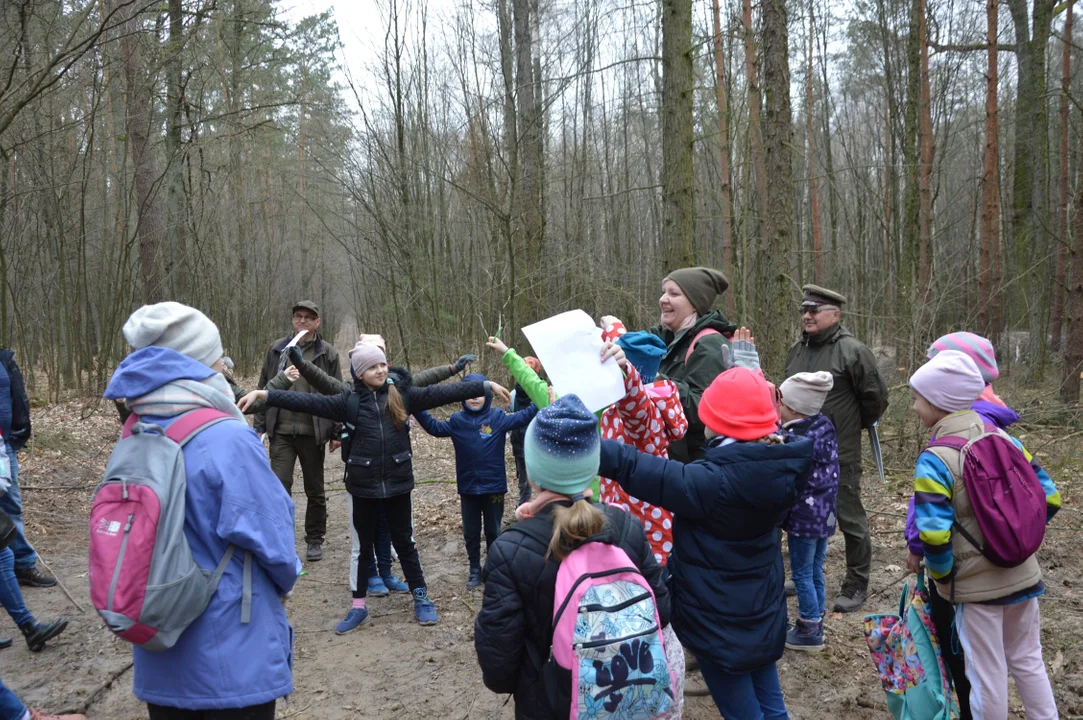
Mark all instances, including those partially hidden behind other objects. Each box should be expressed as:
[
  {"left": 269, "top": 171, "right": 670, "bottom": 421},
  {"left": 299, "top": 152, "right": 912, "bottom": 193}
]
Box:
[{"left": 1, "top": 0, "right": 1081, "bottom": 399}]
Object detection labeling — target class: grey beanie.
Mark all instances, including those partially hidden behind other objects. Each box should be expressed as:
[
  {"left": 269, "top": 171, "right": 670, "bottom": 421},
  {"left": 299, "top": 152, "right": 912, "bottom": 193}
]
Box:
[
  {"left": 123, "top": 302, "right": 224, "bottom": 367},
  {"left": 779, "top": 371, "right": 834, "bottom": 417}
]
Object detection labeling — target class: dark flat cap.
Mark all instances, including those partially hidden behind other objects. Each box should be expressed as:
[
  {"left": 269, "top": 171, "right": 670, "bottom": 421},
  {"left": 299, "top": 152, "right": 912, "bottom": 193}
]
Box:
[
  {"left": 292, "top": 300, "right": 320, "bottom": 317},
  {"left": 801, "top": 284, "right": 847, "bottom": 307}
]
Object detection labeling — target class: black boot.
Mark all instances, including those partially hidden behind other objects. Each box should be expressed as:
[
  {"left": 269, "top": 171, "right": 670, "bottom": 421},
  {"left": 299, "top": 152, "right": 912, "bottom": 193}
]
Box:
[
  {"left": 466, "top": 567, "right": 481, "bottom": 589},
  {"left": 20, "top": 617, "right": 68, "bottom": 652},
  {"left": 0, "top": 637, "right": 11, "bottom": 649}
]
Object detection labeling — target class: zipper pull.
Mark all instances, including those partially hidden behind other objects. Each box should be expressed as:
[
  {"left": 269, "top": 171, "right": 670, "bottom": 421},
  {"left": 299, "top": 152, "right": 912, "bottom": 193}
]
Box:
[
  {"left": 124, "top": 513, "right": 134, "bottom": 532},
  {"left": 121, "top": 479, "right": 128, "bottom": 500}
]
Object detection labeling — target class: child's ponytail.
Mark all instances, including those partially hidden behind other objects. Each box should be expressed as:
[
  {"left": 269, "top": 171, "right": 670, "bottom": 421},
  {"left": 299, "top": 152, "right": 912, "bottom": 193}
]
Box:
[
  {"left": 387, "top": 383, "right": 408, "bottom": 430},
  {"left": 548, "top": 498, "right": 606, "bottom": 561}
]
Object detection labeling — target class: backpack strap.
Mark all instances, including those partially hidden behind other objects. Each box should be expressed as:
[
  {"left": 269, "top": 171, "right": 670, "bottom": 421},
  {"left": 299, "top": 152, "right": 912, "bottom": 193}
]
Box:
[
  {"left": 164, "top": 409, "right": 236, "bottom": 446},
  {"left": 684, "top": 328, "right": 721, "bottom": 364},
  {"left": 206, "top": 545, "right": 253, "bottom": 625},
  {"left": 120, "top": 408, "right": 234, "bottom": 443},
  {"left": 925, "top": 434, "right": 989, "bottom": 568}
]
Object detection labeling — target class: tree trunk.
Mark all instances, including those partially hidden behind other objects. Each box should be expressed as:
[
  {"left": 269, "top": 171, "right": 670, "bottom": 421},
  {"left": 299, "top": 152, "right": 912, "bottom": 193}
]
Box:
[
  {"left": 916, "top": 0, "right": 934, "bottom": 345},
  {"left": 743, "top": 0, "right": 769, "bottom": 245},
  {"left": 711, "top": 0, "right": 734, "bottom": 303},
  {"left": 1062, "top": 118, "right": 1083, "bottom": 403},
  {"left": 761, "top": 0, "right": 793, "bottom": 379},
  {"left": 661, "top": 0, "right": 695, "bottom": 270},
  {"left": 513, "top": 0, "right": 545, "bottom": 314},
  {"left": 166, "top": 0, "right": 187, "bottom": 300},
  {"left": 1051, "top": 3, "right": 1072, "bottom": 354},
  {"left": 116, "top": 1, "right": 166, "bottom": 303},
  {"left": 980, "top": 0, "right": 1003, "bottom": 349},
  {"left": 807, "top": 0, "right": 823, "bottom": 282}
]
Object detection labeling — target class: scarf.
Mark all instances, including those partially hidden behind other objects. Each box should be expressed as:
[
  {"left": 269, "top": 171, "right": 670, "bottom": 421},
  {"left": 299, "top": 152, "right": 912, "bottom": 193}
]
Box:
[
  {"left": 126, "top": 374, "right": 246, "bottom": 423},
  {"left": 514, "top": 488, "right": 594, "bottom": 522}
]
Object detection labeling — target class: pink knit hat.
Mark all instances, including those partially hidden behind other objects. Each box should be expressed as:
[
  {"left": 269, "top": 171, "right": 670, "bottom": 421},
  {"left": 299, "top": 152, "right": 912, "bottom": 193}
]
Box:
[
  {"left": 358, "top": 333, "right": 387, "bottom": 353},
  {"left": 349, "top": 341, "right": 386, "bottom": 378},
  {"left": 926, "top": 332, "right": 998, "bottom": 384}
]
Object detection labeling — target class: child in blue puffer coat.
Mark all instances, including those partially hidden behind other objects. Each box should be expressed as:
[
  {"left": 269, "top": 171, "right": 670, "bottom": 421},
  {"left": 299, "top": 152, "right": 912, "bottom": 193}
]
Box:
[
  {"left": 778, "top": 371, "right": 839, "bottom": 653},
  {"left": 599, "top": 366, "right": 813, "bottom": 719},
  {"left": 414, "top": 373, "right": 537, "bottom": 588}
]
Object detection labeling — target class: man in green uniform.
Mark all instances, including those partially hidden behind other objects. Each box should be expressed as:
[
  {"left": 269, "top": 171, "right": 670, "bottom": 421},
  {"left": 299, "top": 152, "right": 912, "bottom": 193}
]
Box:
[{"left": 785, "top": 285, "right": 888, "bottom": 612}]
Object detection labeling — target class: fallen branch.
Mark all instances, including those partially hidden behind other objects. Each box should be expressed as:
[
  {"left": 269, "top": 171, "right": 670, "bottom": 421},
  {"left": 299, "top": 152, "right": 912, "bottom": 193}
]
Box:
[
  {"left": 35, "top": 554, "right": 87, "bottom": 614},
  {"left": 461, "top": 597, "right": 476, "bottom": 614},
  {"left": 71, "top": 660, "right": 133, "bottom": 714},
  {"left": 417, "top": 478, "right": 457, "bottom": 485},
  {"left": 278, "top": 703, "right": 312, "bottom": 719},
  {"left": 855, "top": 696, "right": 889, "bottom": 712}
]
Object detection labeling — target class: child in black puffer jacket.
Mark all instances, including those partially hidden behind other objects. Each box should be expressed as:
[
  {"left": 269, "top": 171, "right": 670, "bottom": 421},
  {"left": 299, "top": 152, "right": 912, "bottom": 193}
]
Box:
[
  {"left": 474, "top": 395, "right": 670, "bottom": 720},
  {"left": 240, "top": 342, "right": 492, "bottom": 633}
]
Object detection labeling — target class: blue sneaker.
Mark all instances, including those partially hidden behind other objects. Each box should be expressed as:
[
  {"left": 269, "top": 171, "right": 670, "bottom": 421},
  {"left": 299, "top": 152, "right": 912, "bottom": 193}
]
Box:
[
  {"left": 382, "top": 574, "right": 409, "bottom": 594},
  {"left": 367, "top": 575, "right": 390, "bottom": 597},
  {"left": 413, "top": 588, "right": 438, "bottom": 626},
  {"left": 335, "top": 607, "right": 368, "bottom": 635}
]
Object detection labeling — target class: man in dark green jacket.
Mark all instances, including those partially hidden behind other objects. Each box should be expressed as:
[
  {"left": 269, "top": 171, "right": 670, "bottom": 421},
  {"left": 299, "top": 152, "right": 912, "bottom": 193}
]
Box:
[
  {"left": 785, "top": 285, "right": 888, "bottom": 613},
  {"left": 255, "top": 301, "right": 341, "bottom": 563}
]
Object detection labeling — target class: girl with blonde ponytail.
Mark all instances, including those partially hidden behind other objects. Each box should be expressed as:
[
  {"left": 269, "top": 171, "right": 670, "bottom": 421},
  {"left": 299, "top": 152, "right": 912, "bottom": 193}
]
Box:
[{"left": 475, "top": 394, "right": 672, "bottom": 719}]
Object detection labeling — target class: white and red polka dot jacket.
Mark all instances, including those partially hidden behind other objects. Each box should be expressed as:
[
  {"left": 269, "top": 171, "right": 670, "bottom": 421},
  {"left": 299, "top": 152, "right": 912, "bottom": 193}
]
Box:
[{"left": 599, "top": 321, "right": 689, "bottom": 565}]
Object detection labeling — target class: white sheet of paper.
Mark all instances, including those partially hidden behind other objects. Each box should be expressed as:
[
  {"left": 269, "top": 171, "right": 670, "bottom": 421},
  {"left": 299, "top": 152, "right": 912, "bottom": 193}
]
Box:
[
  {"left": 286, "top": 330, "right": 308, "bottom": 348},
  {"left": 522, "top": 310, "right": 625, "bottom": 413}
]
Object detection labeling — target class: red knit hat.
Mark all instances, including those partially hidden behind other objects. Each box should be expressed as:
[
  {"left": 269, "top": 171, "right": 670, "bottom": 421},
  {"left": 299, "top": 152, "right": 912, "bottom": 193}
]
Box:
[{"left": 699, "top": 367, "right": 779, "bottom": 441}]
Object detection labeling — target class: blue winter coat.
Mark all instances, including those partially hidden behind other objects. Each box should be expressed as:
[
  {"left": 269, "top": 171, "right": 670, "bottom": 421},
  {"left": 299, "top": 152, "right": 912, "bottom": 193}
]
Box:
[
  {"left": 104, "top": 347, "right": 302, "bottom": 711},
  {"left": 599, "top": 434, "right": 813, "bottom": 674},
  {"left": 414, "top": 374, "right": 537, "bottom": 495},
  {"left": 781, "top": 413, "right": 840, "bottom": 538},
  {"left": 0, "top": 350, "right": 31, "bottom": 451}
]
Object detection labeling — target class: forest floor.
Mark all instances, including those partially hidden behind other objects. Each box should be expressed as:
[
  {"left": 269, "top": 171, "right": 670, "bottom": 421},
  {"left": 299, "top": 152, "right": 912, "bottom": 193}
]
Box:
[{"left": 2, "top": 376, "right": 1082, "bottom": 719}]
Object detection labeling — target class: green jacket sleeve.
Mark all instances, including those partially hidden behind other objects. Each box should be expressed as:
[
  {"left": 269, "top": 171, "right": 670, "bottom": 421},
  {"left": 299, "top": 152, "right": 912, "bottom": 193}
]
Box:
[
  {"left": 413, "top": 363, "right": 456, "bottom": 388},
  {"left": 847, "top": 342, "right": 889, "bottom": 429},
  {"left": 253, "top": 345, "right": 278, "bottom": 434},
  {"left": 298, "top": 361, "right": 350, "bottom": 394},
  {"left": 503, "top": 349, "right": 552, "bottom": 409},
  {"left": 242, "top": 372, "right": 293, "bottom": 416}
]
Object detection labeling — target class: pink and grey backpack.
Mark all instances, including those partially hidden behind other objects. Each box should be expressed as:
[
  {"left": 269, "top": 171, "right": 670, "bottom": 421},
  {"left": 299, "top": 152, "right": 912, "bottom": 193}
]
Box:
[
  {"left": 512, "top": 513, "right": 675, "bottom": 719},
  {"left": 927, "top": 425, "right": 1046, "bottom": 568},
  {"left": 89, "top": 409, "right": 252, "bottom": 651}
]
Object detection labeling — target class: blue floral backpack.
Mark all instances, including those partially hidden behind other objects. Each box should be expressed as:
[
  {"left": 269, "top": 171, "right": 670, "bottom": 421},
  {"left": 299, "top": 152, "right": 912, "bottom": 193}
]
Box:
[{"left": 862, "top": 573, "right": 953, "bottom": 720}]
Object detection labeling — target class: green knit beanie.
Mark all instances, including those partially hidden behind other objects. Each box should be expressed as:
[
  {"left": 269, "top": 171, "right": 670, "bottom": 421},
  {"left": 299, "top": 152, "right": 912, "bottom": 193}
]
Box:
[
  {"left": 665, "top": 267, "right": 730, "bottom": 316},
  {"left": 523, "top": 394, "right": 599, "bottom": 495}
]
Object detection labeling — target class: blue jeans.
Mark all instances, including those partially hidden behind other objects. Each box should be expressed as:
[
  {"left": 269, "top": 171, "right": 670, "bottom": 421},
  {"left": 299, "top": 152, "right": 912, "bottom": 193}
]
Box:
[
  {"left": 0, "top": 446, "right": 36, "bottom": 570},
  {"left": 367, "top": 510, "right": 393, "bottom": 580},
  {"left": 0, "top": 676, "right": 26, "bottom": 720},
  {"left": 697, "top": 659, "right": 788, "bottom": 720},
  {"left": 0, "top": 547, "right": 32, "bottom": 627},
  {"left": 788, "top": 534, "right": 828, "bottom": 621}
]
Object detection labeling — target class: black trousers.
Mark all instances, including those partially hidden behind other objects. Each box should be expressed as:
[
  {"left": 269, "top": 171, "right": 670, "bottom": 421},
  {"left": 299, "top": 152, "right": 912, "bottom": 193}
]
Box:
[
  {"left": 513, "top": 454, "right": 531, "bottom": 504},
  {"left": 351, "top": 492, "right": 425, "bottom": 599},
  {"left": 461, "top": 493, "right": 505, "bottom": 570},
  {"left": 147, "top": 701, "right": 275, "bottom": 720},
  {"left": 268, "top": 433, "right": 326, "bottom": 544},
  {"left": 927, "top": 573, "right": 972, "bottom": 719}
]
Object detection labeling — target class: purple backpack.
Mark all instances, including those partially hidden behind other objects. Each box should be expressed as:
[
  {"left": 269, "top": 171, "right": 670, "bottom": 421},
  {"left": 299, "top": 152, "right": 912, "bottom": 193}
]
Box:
[{"left": 927, "top": 427, "right": 1046, "bottom": 568}]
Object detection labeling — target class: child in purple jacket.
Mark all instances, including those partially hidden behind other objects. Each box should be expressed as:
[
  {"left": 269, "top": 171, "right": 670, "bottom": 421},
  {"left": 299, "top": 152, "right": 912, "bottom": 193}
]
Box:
[{"left": 778, "top": 371, "right": 839, "bottom": 652}]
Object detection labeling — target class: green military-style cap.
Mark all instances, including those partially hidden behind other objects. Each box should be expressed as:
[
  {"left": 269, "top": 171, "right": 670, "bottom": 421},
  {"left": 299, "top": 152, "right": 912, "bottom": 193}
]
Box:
[{"left": 801, "top": 284, "right": 847, "bottom": 307}]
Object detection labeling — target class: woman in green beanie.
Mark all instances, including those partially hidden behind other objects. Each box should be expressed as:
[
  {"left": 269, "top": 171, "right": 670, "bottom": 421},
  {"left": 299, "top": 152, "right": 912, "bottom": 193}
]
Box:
[{"left": 649, "top": 266, "right": 737, "bottom": 462}]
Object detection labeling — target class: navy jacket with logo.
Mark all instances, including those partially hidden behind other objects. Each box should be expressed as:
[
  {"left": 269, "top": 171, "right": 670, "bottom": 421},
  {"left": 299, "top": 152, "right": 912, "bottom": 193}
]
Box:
[{"left": 414, "top": 374, "right": 538, "bottom": 496}]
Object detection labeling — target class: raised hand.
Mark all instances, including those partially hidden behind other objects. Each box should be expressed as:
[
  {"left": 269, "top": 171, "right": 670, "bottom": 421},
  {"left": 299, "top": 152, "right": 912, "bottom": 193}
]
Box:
[
  {"left": 488, "top": 381, "right": 512, "bottom": 405},
  {"left": 601, "top": 341, "right": 628, "bottom": 370},
  {"left": 286, "top": 345, "right": 305, "bottom": 369},
  {"left": 486, "top": 336, "right": 509, "bottom": 355},
  {"left": 453, "top": 353, "right": 477, "bottom": 373},
  {"left": 285, "top": 366, "right": 301, "bottom": 383}
]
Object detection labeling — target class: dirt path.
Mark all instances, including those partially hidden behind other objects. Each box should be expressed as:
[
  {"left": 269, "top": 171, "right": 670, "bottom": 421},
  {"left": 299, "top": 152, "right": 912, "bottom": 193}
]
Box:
[{"left": 3, "top": 402, "right": 1081, "bottom": 718}]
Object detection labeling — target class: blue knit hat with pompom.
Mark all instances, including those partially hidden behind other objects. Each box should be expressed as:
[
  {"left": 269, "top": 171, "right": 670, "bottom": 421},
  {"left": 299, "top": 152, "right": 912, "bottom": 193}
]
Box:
[{"left": 523, "top": 394, "right": 599, "bottom": 495}]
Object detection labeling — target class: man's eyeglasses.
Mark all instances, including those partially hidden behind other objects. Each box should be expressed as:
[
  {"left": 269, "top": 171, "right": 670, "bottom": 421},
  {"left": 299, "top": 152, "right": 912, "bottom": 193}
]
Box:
[
  {"left": 293, "top": 313, "right": 318, "bottom": 323},
  {"left": 800, "top": 305, "right": 837, "bottom": 316}
]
